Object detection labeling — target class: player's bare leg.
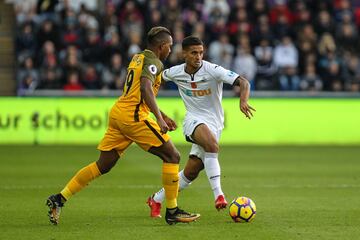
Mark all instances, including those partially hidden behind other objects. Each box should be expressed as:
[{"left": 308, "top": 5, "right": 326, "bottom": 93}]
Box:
[
  {"left": 46, "top": 150, "right": 119, "bottom": 225},
  {"left": 192, "top": 124, "right": 228, "bottom": 210},
  {"left": 148, "top": 140, "right": 200, "bottom": 224}
]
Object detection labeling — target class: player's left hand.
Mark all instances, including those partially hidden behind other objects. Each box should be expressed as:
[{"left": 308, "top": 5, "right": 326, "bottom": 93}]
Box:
[
  {"left": 163, "top": 116, "right": 177, "bottom": 131},
  {"left": 240, "top": 102, "right": 256, "bottom": 119}
]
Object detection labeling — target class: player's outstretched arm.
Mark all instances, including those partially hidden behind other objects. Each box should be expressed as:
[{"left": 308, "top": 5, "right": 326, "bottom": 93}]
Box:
[
  {"left": 233, "top": 76, "right": 256, "bottom": 119},
  {"left": 140, "top": 77, "right": 169, "bottom": 133}
]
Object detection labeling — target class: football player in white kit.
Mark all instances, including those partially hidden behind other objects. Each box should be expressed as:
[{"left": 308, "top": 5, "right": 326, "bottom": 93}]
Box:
[{"left": 147, "top": 36, "right": 255, "bottom": 217}]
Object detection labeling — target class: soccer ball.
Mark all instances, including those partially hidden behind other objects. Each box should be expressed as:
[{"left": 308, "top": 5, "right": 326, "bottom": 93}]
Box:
[{"left": 229, "top": 196, "right": 256, "bottom": 223}]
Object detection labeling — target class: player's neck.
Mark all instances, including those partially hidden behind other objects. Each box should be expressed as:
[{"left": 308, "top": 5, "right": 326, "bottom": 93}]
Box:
[
  {"left": 185, "top": 64, "right": 200, "bottom": 75},
  {"left": 145, "top": 47, "right": 160, "bottom": 59}
]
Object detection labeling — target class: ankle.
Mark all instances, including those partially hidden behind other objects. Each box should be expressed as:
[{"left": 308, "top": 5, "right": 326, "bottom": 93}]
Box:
[{"left": 167, "top": 207, "right": 178, "bottom": 214}]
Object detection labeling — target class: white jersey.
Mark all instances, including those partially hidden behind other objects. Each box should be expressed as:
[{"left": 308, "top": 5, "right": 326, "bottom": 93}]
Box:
[{"left": 162, "top": 60, "right": 238, "bottom": 131}]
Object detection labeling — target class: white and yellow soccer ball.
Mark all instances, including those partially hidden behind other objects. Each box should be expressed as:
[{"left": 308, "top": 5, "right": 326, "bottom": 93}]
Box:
[{"left": 229, "top": 196, "right": 256, "bottom": 223}]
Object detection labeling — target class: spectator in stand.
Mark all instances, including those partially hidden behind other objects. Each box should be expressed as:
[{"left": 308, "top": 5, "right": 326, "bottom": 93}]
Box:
[
  {"left": 117, "top": 0, "right": 143, "bottom": 39},
  {"left": 161, "top": 0, "right": 181, "bottom": 30},
  {"left": 127, "top": 31, "right": 142, "bottom": 61},
  {"left": 251, "top": 14, "right": 275, "bottom": 46},
  {"left": 343, "top": 53, "right": 360, "bottom": 92},
  {"left": 82, "top": 64, "right": 101, "bottom": 89},
  {"left": 299, "top": 63, "right": 323, "bottom": 91},
  {"left": 103, "top": 30, "right": 123, "bottom": 64},
  {"left": 203, "top": 0, "right": 230, "bottom": 22},
  {"left": 145, "top": 9, "right": 163, "bottom": 34},
  {"left": 334, "top": 0, "right": 353, "bottom": 23},
  {"left": 19, "top": 74, "right": 38, "bottom": 92},
  {"left": 61, "top": 14, "right": 82, "bottom": 48},
  {"left": 336, "top": 12, "right": 359, "bottom": 53},
  {"left": 83, "top": 30, "right": 103, "bottom": 64},
  {"left": 318, "top": 33, "right": 337, "bottom": 57},
  {"left": 39, "top": 68, "right": 62, "bottom": 89},
  {"left": 273, "top": 35, "right": 299, "bottom": 90},
  {"left": 293, "top": 6, "right": 312, "bottom": 34},
  {"left": 37, "top": 19, "right": 60, "bottom": 51},
  {"left": 101, "top": 3, "right": 118, "bottom": 34},
  {"left": 37, "top": 40, "right": 57, "bottom": 68},
  {"left": 318, "top": 50, "right": 343, "bottom": 91},
  {"left": 269, "top": 0, "right": 293, "bottom": 26},
  {"left": 208, "top": 33, "right": 234, "bottom": 70},
  {"left": 63, "top": 71, "right": 83, "bottom": 91},
  {"left": 192, "top": 22, "right": 208, "bottom": 45},
  {"left": 62, "top": 53, "right": 83, "bottom": 85},
  {"left": 206, "top": 6, "right": 228, "bottom": 40},
  {"left": 182, "top": 8, "right": 200, "bottom": 36},
  {"left": 78, "top": 4, "right": 99, "bottom": 34},
  {"left": 17, "top": 57, "right": 39, "bottom": 87},
  {"left": 167, "top": 27, "right": 184, "bottom": 67},
  {"left": 296, "top": 24, "right": 318, "bottom": 74},
  {"left": 227, "top": 6, "right": 252, "bottom": 44},
  {"left": 273, "top": 13, "right": 293, "bottom": 41},
  {"left": 254, "top": 38, "right": 277, "bottom": 90},
  {"left": 233, "top": 45, "right": 257, "bottom": 91},
  {"left": 101, "top": 53, "right": 126, "bottom": 90},
  {"left": 16, "top": 22, "right": 37, "bottom": 57},
  {"left": 13, "top": 0, "right": 38, "bottom": 25},
  {"left": 59, "top": 44, "right": 82, "bottom": 63},
  {"left": 249, "top": 0, "right": 269, "bottom": 23},
  {"left": 314, "top": 10, "right": 336, "bottom": 36}
]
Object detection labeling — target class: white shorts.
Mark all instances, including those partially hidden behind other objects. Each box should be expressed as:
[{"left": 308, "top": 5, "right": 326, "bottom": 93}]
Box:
[{"left": 183, "top": 116, "right": 222, "bottom": 161}]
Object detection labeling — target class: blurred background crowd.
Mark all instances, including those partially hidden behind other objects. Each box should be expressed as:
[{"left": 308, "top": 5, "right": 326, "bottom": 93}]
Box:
[{"left": 12, "top": 0, "right": 360, "bottom": 93}]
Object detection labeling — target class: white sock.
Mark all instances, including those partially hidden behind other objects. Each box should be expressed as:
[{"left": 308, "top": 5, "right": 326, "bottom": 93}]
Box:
[
  {"left": 153, "top": 170, "right": 192, "bottom": 203},
  {"left": 204, "top": 152, "right": 223, "bottom": 199}
]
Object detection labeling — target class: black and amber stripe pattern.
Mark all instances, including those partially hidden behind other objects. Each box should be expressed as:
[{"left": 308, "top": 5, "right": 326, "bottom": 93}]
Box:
[{"left": 144, "top": 120, "right": 165, "bottom": 143}]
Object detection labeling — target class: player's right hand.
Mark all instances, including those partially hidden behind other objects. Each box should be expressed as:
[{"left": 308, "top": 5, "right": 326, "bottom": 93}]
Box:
[
  {"left": 163, "top": 116, "right": 177, "bottom": 131},
  {"left": 157, "top": 118, "right": 169, "bottom": 134},
  {"left": 240, "top": 101, "right": 256, "bottom": 119}
]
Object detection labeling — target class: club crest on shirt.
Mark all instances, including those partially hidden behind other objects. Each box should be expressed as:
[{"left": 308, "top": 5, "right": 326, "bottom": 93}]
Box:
[{"left": 148, "top": 65, "right": 157, "bottom": 75}]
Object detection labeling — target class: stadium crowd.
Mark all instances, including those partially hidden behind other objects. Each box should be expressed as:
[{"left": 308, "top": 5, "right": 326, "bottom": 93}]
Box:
[{"left": 13, "top": 0, "right": 360, "bottom": 93}]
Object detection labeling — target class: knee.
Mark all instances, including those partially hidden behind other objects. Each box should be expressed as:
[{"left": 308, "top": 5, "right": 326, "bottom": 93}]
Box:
[
  {"left": 165, "top": 149, "right": 180, "bottom": 164},
  {"left": 184, "top": 167, "right": 202, "bottom": 181},
  {"left": 99, "top": 165, "right": 112, "bottom": 174},
  {"left": 203, "top": 141, "right": 219, "bottom": 153},
  {"left": 96, "top": 158, "right": 118, "bottom": 175}
]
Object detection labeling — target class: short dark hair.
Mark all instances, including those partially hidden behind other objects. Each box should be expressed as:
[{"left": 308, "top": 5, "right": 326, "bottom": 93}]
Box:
[
  {"left": 147, "top": 26, "right": 171, "bottom": 47},
  {"left": 182, "top": 36, "right": 203, "bottom": 50}
]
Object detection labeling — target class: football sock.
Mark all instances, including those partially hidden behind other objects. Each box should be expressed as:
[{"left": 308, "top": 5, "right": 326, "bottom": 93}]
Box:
[
  {"left": 204, "top": 152, "right": 224, "bottom": 199},
  {"left": 60, "top": 162, "right": 101, "bottom": 201},
  {"left": 162, "top": 162, "right": 179, "bottom": 209},
  {"left": 153, "top": 169, "right": 191, "bottom": 203}
]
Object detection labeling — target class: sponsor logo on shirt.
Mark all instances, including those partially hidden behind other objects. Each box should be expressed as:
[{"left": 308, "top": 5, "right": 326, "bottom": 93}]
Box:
[{"left": 181, "top": 88, "right": 212, "bottom": 97}]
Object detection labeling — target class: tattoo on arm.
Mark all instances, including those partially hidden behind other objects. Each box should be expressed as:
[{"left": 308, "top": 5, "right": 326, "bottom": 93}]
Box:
[{"left": 234, "top": 76, "right": 250, "bottom": 100}]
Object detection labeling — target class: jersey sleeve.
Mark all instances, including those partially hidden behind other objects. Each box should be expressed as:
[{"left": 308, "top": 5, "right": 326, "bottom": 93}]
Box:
[
  {"left": 162, "top": 68, "right": 172, "bottom": 82},
  {"left": 141, "top": 57, "right": 163, "bottom": 83},
  {"left": 211, "top": 64, "right": 239, "bottom": 85}
]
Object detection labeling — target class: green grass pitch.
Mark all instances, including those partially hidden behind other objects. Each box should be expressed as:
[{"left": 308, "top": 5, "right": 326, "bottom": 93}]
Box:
[{"left": 0, "top": 145, "right": 359, "bottom": 239}]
